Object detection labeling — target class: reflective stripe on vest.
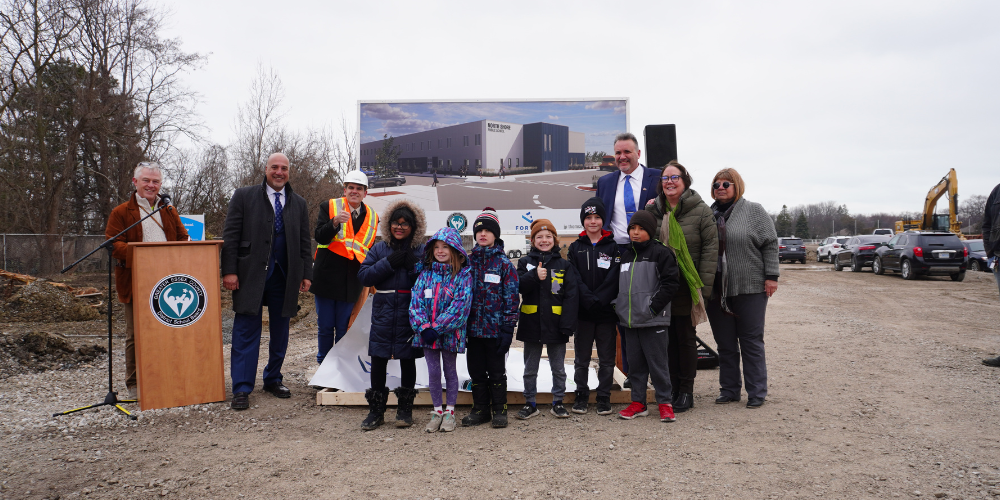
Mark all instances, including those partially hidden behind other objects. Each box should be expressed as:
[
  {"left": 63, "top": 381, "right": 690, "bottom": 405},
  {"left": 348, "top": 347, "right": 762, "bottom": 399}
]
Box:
[{"left": 314, "top": 198, "right": 378, "bottom": 262}]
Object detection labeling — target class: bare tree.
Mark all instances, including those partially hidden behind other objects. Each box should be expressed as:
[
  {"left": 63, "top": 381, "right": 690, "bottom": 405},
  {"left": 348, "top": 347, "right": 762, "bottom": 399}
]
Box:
[
  {"left": 231, "top": 63, "right": 285, "bottom": 187},
  {"left": 959, "top": 194, "right": 988, "bottom": 234}
]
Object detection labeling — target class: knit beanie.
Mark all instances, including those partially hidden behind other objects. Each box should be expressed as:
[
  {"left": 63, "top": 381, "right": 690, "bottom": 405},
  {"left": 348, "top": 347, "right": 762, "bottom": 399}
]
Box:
[
  {"left": 580, "top": 197, "right": 606, "bottom": 225},
  {"left": 473, "top": 207, "right": 501, "bottom": 240},
  {"left": 627, "top": 210, "right": 657, "bottom": 239},
  {"left": 530, "top": 218, "right": 557, "bottom": 242}
]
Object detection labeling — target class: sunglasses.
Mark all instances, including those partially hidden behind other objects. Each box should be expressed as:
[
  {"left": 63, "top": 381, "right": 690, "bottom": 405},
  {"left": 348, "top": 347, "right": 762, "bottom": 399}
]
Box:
[
  {"left": 713, "top": 181, "right": 732, "bottom": 190},
  {"left": 660, "top": 175, "right": 681, "bottom": 182}
]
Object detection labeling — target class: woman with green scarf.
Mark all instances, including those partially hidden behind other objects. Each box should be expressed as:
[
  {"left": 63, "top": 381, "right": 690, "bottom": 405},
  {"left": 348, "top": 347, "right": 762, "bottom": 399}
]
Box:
[{"left": 646, "top": 160, "right": 718, "bottom": 413}]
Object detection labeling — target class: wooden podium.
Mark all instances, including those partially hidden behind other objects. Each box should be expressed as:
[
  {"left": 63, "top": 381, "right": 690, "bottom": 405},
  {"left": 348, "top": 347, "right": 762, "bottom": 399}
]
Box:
[{"left": 130, "top": 240, "right": 225, "bottom": 411}]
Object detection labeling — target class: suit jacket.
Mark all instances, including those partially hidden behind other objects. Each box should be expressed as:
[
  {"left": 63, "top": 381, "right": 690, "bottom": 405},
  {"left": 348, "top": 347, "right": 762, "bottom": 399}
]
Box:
[
  {"left": 221, "top": 181, "right": 313, "bottom": 317},
  {"left": 596, "top": 165, "right": 661, "bottom": 232},
  {"left": 105, "top": 193, "right": 189, "bottom": 303}
]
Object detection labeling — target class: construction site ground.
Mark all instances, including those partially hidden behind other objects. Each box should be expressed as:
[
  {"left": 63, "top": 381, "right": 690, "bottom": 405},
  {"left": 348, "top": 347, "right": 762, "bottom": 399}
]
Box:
[{"left": 2, "top": 251, "right": 1000, "bottom": 499}]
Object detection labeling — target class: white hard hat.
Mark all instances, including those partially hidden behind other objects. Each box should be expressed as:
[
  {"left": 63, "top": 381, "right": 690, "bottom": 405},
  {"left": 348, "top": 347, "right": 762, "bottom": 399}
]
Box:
[{"left": 344, "top": 170, "right": 369, "bottom": 188}]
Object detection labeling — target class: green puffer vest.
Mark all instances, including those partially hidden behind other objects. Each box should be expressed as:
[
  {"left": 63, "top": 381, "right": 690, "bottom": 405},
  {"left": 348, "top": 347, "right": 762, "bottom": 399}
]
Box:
[{"left": 647, "top": 188, "right": 719, "bottom": 315}]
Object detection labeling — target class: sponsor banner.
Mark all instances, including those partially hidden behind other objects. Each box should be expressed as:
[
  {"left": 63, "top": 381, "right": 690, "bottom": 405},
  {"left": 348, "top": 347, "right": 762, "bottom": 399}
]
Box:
[
  {"left": 424, "top": 209, "right": 582, "bottom": 236},
  {"left": 180, "top": 214, "right": 205, "bottom": 241}
]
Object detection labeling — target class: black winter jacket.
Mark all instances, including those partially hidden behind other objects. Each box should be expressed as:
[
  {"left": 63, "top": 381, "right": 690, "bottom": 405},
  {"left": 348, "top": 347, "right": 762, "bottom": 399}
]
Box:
[
  {"left": 616, "top": 239, "right": 680, "bottom": 329},
  {"left": 567, "top": 230, "right": 620, "bottom": 324},
  {"left": 516, "top": 248, "right": 579, "bottom": 344},
  {"left": 984, "top": 183, "right": 1000, "bottom": 258}
]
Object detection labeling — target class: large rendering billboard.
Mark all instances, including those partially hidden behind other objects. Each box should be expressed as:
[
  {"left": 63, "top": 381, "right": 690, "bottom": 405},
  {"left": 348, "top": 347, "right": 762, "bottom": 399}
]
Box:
[{"left": 356, "top": 98, "right": 629, "bottom": 235}]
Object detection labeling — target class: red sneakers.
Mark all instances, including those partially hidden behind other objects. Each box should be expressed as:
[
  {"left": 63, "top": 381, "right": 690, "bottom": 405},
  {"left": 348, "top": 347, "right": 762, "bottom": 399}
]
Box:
[
  {"left": 618, "top": 401, "right": 648, "bottom": 419},
  {"left": 659, "top": 403, "right": 676, "bottom": 422}
]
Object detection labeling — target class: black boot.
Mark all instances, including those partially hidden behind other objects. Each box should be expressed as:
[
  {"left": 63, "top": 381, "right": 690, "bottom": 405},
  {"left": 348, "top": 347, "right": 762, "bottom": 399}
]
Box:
[
  {"left": 461, "top": 382, "right": 492, "bottom": 426},
  {"left": 673, "top": 392, "right": 693, "bottom": 413},
  {"left": 490, "top": 379, "right": 508, "bottom": 428},
  {"left": 361, "top": 387, "right": 389, "bottom": 431},
  {"left": 393, "top": 387, "right": 418, "bottom": 428}
]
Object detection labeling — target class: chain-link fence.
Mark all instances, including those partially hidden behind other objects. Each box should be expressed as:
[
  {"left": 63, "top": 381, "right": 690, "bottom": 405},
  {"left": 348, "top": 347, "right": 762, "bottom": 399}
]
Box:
[{"left": 1, "top": 234, "right": 109, "bottom": 277}]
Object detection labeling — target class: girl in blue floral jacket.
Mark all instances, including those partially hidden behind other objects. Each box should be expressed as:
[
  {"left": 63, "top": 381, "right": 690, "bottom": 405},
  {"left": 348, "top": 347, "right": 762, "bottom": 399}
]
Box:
[{"left": 409, "top": 227, "right": 474, "bottom": 432}]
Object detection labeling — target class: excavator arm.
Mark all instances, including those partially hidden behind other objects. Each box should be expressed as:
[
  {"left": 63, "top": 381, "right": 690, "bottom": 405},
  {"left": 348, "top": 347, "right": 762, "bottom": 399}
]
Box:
[{"left": 920, "top": 168, "right": 959, "bottom": 233}]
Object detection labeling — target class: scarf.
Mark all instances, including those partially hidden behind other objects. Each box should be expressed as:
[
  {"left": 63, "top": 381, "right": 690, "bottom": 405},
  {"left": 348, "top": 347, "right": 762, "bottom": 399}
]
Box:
[
  {"left": 661, "top": 201, "right": 709, "bottom": 326},
  {"left": 713, "top": 200, "right": 737, "bottom": 315}
]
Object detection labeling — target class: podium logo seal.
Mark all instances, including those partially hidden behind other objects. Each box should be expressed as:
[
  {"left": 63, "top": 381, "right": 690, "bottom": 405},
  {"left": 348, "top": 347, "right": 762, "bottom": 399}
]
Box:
[{"left": 149, "top": 274, "right": 207, "bottom": 328}]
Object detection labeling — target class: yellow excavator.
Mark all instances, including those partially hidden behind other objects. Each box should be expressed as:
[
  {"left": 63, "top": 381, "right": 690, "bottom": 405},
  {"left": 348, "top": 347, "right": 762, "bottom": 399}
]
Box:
[{"left": 894, "top": 168, "right": 961, "bottom": 234}]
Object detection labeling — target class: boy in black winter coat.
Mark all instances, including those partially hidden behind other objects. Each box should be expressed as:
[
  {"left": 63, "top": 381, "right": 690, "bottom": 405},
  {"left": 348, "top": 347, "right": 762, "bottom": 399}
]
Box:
[
  {"left": 615, "top": 210, "right": 680, "bottom": 423},
  {"left": 515, "top": 219, "right": 578, "bottom": 420},
  {"left": 566, "top": 197, "right": 620, "bottom": 415}
]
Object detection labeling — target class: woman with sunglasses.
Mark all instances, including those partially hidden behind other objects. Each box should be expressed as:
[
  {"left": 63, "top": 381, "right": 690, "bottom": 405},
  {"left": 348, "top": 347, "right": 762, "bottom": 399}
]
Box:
[
  {"left": 645, "top": 160, "right": 718, "bottom": 413},
  {"left": 706, "top": 169, "right": 778, "bottom": 409},
  {"left": 357, "top": 200, "right": 427, "bottom": 429}
]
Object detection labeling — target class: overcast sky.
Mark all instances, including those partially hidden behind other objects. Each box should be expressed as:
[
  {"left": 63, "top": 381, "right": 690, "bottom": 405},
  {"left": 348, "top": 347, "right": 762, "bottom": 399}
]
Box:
[{"left": 159, "top": 0, "right": 1000, "bottom": 216}]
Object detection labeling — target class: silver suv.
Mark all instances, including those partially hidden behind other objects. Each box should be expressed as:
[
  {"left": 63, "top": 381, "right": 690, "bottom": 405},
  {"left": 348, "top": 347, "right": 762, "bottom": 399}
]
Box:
[{"left": 817, "top": 236, "right": 850, "bottom": 262}]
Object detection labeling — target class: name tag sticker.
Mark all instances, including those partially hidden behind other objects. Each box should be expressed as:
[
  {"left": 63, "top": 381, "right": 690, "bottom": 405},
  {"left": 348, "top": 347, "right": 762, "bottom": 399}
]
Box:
[
  {"left": 597, "top": 257, "right": 611, "bottom": 269},
  {"left": 424, "top": 289, "right": 433, "bottom": 299},
  {"left": 526, "top": 263, "right": 536, "bottom": 271},
  {"left": 484, "top": 273, "right": 501, "bottom": 284},
  {"left": 621, "top": 263, "right": 630, "bottom": 272}
]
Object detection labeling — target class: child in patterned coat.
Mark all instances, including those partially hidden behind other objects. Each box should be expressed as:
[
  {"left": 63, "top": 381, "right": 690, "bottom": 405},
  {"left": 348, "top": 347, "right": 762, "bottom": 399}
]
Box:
[
  {"left": 410, "top": 227, "right": 474, "bottom": 433},
  {"left": 462, "top": 208, "right": 520, "bottom": 429}
]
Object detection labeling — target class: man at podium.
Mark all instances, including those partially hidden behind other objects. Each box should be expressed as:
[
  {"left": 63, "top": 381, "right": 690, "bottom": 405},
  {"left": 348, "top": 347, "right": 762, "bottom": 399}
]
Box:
[
  {"left": 222, "top": 153, "right": 313, "bottom": 410},
  {"left": 105, "top": 162, "right": 190, "bottom": 400}
]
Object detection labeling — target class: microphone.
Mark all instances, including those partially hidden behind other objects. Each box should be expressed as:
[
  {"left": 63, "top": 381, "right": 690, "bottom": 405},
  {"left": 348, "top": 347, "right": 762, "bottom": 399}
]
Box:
[{"left": 158, "top": 193, "right": 172, "bottom": 208}]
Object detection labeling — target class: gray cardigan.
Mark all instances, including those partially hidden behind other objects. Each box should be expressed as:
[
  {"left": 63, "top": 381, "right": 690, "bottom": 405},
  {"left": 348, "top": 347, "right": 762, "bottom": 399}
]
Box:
[{"left": 713, "top": 197, "right": 779, "bottom": 297}]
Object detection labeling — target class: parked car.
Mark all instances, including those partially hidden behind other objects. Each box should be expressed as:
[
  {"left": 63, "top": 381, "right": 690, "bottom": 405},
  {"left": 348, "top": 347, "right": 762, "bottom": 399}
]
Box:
[
  {"left": 963, "top": 239, "right": 989, "bottom": 272},
  {"left": 872, "top": 231, "right": 968, "bottom": 281},
  {"left": 369, "top": 174, "right": 406, "bottom": 188},
  {"left": 817, "top": 236, "right": 850, "bottom": 262},
  {"left": 777, "top": 237, "right": 806, "bottom": 264},
  {"left": 833, "top": 235, "right": 891, "bottom": 272},
  {"left": 872, "top": 228, "right": 893, "bottom": 236}
]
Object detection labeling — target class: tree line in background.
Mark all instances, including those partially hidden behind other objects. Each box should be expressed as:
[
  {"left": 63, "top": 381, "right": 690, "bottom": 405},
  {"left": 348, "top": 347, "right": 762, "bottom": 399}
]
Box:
[
  {"left": 0, "top": 0, "right": 355, "bottom": 261},
  {"left": 772, "top": 195, "right": 989, "bottom": 239}
]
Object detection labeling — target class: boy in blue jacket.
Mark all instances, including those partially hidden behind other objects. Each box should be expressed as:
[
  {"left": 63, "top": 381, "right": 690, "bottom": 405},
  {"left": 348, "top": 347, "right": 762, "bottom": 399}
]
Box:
[{"left": 463, "top": 208, "right": 520, "bottom": 428}]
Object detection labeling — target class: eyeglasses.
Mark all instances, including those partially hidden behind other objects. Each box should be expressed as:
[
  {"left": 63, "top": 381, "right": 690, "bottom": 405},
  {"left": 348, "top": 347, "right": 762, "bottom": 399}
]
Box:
[
  {"left": 660, "top": 175, "right": 681, "bottom": 182},
  {"left": 391, "top": 221, "right": 411, "bottom": 229},
  {"left": 712, "top": 181, "right": 732, "bottom": 190}
]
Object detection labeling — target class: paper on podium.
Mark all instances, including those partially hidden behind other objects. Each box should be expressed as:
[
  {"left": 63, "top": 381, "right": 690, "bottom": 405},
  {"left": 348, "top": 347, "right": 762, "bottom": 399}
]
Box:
[{"left": 308, "top": 294, "right": 598, "bottom": 393}]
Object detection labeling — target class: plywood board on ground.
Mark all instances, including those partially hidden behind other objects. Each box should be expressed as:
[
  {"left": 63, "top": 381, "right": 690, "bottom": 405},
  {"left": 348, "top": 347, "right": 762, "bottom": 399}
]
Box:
[{"left": 316, "top": 387, "right": 654, "bottom": 406}]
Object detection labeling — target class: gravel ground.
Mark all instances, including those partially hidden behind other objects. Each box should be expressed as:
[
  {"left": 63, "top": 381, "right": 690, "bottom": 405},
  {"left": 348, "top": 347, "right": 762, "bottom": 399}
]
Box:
[{"left": 2, "top": 261, "right": 1000, "bottom": 500}]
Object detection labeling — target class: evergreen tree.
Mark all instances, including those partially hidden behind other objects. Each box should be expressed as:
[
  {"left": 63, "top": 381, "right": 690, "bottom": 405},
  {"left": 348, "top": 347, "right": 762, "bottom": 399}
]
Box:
[
  {"left": 795, "top": 212, "right": 810, "bottom": 238},
  {"left": 775, "top": 205, "right": 793, "bottom": 237}
]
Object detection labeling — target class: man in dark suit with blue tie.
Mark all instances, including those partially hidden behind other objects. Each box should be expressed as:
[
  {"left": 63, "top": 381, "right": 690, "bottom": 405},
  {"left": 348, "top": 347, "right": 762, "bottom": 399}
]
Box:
[
  {"left": 222, "top": 152, "right": 313, "bottom": 410},
  {"left": 596, "top": 132, "right": 662, "bottom": 249},
  {"left": 595, "top": 133, "right": 662, "bottom": 379}
]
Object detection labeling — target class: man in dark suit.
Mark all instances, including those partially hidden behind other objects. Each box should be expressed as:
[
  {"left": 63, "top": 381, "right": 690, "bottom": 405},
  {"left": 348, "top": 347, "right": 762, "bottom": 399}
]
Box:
[
  {"left": 596, "top": 132, "right": 662, "bottom": 248},
  {"left": 595, "top": 133, "right": 661, "bottom": 379},
  {"left": 222, "top": 152, "right": 313, "bottom": 410}
]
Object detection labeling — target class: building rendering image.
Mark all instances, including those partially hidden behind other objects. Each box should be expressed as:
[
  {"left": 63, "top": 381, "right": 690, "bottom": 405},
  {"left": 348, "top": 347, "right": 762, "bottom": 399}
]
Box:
[{"left": 360, "top": 119, "right": 586, "bottom": 174}]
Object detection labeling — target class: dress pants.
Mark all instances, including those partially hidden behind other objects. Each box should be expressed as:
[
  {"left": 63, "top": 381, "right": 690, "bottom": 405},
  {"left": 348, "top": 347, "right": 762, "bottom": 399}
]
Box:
[
  {"left": 466, "top": 336, "right": 507, "bottom": 384},
  {"left": 621, "top": 326, "right": 673, "bottom": 405},
  {"left": 667, "top": 315, "right": 698, "bottom": 394},
  {"left": 122, "top": 302, "right": 137, "bottom": 389},
  {"left": 573, "top": 319, "right": 617, "bottom": 398},
  {"left": 230, "top": 269, "right": 289, "bottom": 395},
  {"left": 706, "top": 292, "right": 769, "bottom": 400},
  {"left": 315, "top": 296, "right": 355, "bottom": 364}
]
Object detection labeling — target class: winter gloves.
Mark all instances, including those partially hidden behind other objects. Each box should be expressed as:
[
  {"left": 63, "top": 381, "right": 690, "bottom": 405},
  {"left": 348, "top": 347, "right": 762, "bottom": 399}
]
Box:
[
  {"left": 387, "top": 249, "right": 407, "bottom": 269},
  {"left": 420, "top": 327, "right": 439, "bottom": 344},
  {"left": 404, "top": 251, "right": 419, "bottom": 271},
  {"left": 497, "top": 325, "right": 514, "bottom": 354}
]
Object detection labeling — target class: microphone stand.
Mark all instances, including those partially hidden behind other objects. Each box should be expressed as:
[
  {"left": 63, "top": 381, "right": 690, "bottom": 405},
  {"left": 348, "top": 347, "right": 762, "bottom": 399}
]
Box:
[{"left": 53, "top": 197, "right": 174, "bottom": 420}]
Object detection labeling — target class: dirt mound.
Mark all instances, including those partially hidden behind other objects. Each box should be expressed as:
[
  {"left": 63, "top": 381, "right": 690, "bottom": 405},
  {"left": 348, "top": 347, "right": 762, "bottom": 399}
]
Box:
[
  {"left": 0, "top": 331, "right": 107, "bottom": 377},
  {"left": 0, "top": 281, "right": 101, "bottom": 322}
]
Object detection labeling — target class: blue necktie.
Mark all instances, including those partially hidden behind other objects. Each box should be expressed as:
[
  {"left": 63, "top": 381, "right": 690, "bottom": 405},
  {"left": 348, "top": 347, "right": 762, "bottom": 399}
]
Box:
[
  {"left": 273, "top": 193, "right": 284, "bottom": 234},
  {"left": 623, "top": 174, "right": 636, "bottom": 224}
]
